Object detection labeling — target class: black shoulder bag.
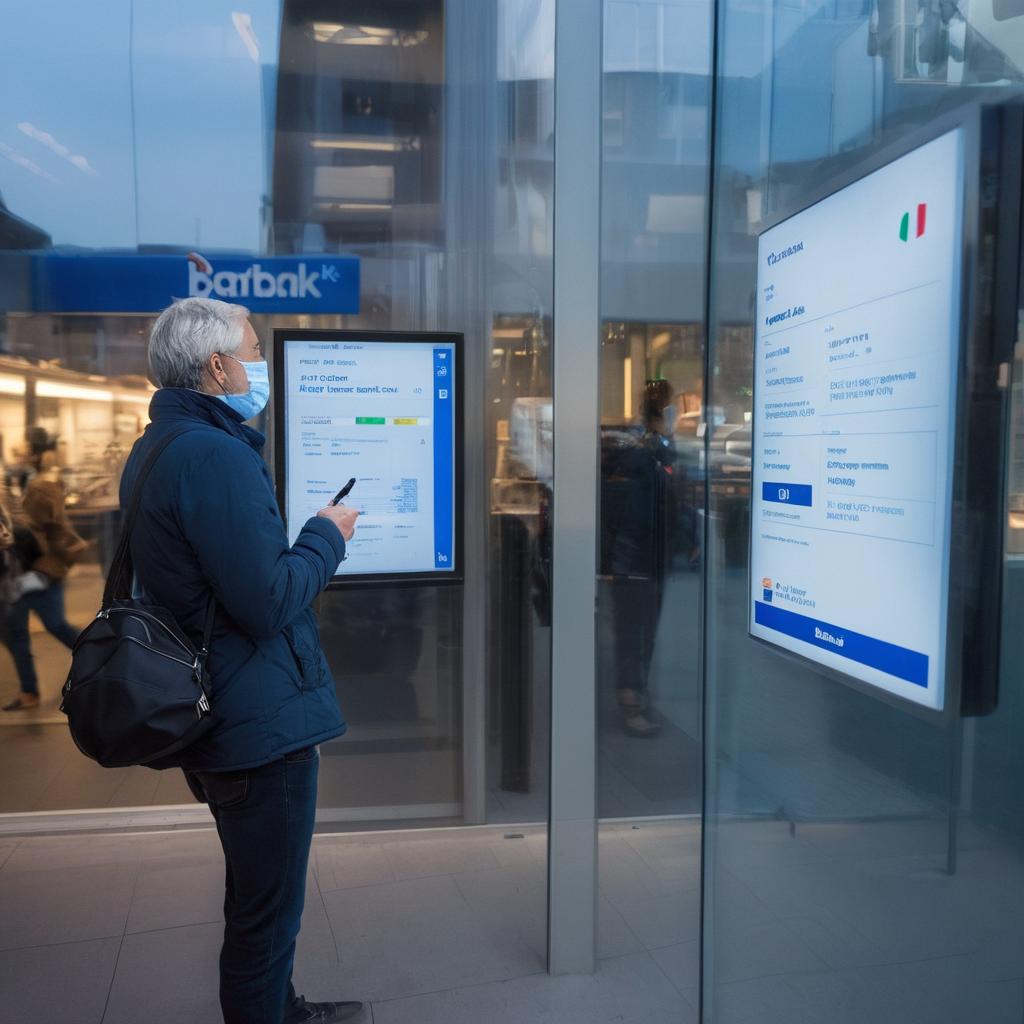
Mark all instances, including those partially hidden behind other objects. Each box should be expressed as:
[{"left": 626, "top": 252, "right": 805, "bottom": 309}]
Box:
[{"left": 60, "top": 427, "right": 216, "bottom": 769}]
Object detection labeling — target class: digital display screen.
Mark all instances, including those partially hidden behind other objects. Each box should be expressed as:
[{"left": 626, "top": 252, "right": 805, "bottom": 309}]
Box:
[
  {"left": 278, "top": 334, "right": 458, "bottom": 581},
  {"left": 750, "top": 128, "right": 966, "bottom": 710}
]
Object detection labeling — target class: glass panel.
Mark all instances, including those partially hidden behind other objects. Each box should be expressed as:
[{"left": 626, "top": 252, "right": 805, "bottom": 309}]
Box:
[
  {"left": 0, "top": 0, "right": 553, "bottom": 845},
  {"left": 596, "top": 0, "right": 712, "bottom": 997},
  {"left": 705, "top": 2, "right": 1024, "bottom": 1021}
]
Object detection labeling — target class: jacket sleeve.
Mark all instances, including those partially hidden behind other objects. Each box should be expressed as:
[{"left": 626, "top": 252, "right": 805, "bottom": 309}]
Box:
[{"left": 178, "top": 441, "right": 346, "bottom": 639}]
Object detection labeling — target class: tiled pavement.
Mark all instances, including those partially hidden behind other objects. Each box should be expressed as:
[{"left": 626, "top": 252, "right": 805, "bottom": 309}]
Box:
[{"left": 0, "top": 822, "right": 701, "bottom": 1024}]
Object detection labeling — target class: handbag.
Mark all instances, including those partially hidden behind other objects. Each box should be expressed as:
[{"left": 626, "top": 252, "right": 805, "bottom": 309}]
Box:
[{"left": 60, "top": 426, "right": 215, "bottom": 769}]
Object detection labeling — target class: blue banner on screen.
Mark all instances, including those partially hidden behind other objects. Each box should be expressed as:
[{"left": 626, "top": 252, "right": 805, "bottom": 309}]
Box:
[
  {"left": 281, "top": 336, "right": 457, "bottom": 579},
  {"left": 749, "top": 128, "right": 965, "bottom": 711},
  {"left": 432, "top": 349, "right": 454, "bottom": 570},
  {"left": 29, "top": 253, "right": 359, "bottom": 314},
  {"left": 754, "top": 602, "right": 928, "bottom": 687}
]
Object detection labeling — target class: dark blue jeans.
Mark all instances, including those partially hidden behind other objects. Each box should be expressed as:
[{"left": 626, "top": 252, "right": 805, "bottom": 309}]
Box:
[
  {"left": 3, "top": 581, "right": 79, "bottom": 696},
  {"left": 185, "top": 747, "right": 319, "bottom": 1024}
]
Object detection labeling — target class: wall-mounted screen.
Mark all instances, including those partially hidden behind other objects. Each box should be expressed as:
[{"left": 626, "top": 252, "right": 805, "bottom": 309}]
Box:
[
  {"left": 749, "top": 128, "right": 967, "bottom": 711},
  {"left": 274, "top": 330, "right": 462, "bottom": 586}
]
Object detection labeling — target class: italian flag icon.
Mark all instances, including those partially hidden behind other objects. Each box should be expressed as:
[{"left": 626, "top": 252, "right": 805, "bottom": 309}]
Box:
[{"left": 899, "top": 203, "right": 927, "bottom": 242}]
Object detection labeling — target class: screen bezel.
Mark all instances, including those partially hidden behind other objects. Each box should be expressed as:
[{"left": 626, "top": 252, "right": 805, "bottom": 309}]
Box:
[
  {"left": 273, "top": 328, "right": 465, "bottom": 589},
  {"left": 745, "top": 103, "right": 1016, "bottom": 720}
]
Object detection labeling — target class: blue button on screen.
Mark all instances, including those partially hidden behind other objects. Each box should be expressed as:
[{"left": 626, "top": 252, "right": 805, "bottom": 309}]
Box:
[{"left": 762, "top": 482, "right": 812, "bottom": 507}]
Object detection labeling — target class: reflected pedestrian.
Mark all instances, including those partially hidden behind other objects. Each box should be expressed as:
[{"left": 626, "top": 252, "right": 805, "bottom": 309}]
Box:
[{"left": 1, "top": 456, "right": 87, "bottom": 712}]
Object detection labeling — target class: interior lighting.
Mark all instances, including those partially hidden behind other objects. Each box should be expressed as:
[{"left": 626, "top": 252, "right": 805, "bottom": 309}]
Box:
[
  {"left": 311, "top": 137, "right": 420, "bottom": 152},
  {"left": 623, "top": 356, "right": 632, "bottom": 419},
  {"left": 310, "top": 21, "right": 428, "bottom": 46},
  {"left": 0, "top": 376, "right": 26, "bottom": 396},
  {"left": 315, "top": 202, "right": 393, "bottom": 212},
  {"left": 116, "top": 392, "right": 155, "bottom": 406},
  {"left": 36, "top": 382, "right": 114, "bottom": 402}
]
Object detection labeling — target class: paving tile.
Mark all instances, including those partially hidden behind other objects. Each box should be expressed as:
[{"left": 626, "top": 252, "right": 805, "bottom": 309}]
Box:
[
  {"left": 710, "top": 973, "right": 810, "bottom": 1023},
  {"left": 0, "top": 936, "right": 120, "bottom": 1024},
  {"left": 323, "top": 873, "right": 544, "bottom": 1002},
  {"left": 103, "top": 922, "right": 222, "bottom": 1024},
  {"left": 488, "top": 831, "right": 548, "bottom": 871},
  {"left": 800, "top": 818, "right": 954, "bottom": 862},
  {"left": 0, "top": 843, "right": 17, "bottom": 872},
  {"left": 833, "top": 956, "right": 1024, "bottom": 1024},
  {"left": 0, "top": 861, "right": 137, "bottom": 949},
  {"left": 126, "top": 854, "right": 224, "bottom": 934},
  {"left": 7, "top": 833, "right": 148, "bottom": 873},
  {"left": 712, "top": 919, "right": 828, "bottom": 985},
  {"left": 383, "top": 835, "right": 503, "bottom": 881},
  {"left": 620, "top": 826, "right": 702, "bottom": 893},
  {"left": 292, "top": 875, "right": 361, "bottom": 1003},
  {"left": 597, "top": 896, "right": 645, "bottom": 959},
  {"left": 614, "top": 886, "right": 701, "bottom": 951},
  {"left": 313, "top": 839, "right": 398, "bottom": 893},
  {"left": 598, "top": 836, "right": 666, "bottom": 909},
  {"left": 650, "top": 939, "right": 700, "bottom": 995},
  {"left": 372, "top": 950, "right": 694, "bottom": 1024},
  {"left": 453, "top": 864, "right": 547, "bottom": 962}
]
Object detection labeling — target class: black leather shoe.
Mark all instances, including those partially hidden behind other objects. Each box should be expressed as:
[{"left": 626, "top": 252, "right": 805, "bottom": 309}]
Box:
[{"left": 286, "top": 995, "right": 365, "bottom": 1023}]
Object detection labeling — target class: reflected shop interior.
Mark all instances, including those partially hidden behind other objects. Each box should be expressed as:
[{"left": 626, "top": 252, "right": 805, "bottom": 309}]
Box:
[{"left": 2, "top": 1, "right": 1024, "bottom": 1023}]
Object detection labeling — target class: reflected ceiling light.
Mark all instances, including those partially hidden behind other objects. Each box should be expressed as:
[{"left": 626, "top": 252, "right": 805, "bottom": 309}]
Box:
[
  {"left": 315, "top": 201, "right": 393, "bottom": 211},
  {"left": 18, "top": 122, "right": 96, "bottom": 176},
  {"left": 311, "top": 136, "right": 420, "bottom": 152},
  {"left": 0, "top": 376, "right": 26, "bottom": 396},
  {"left": 309, "top": 21, "right": 428, "bottom": 46},
  {"left": 231, "top": 12, "right": 260, "bottom": 63},
  {"left": 36, "top": 381, "right": 113, "bottom": 402}
]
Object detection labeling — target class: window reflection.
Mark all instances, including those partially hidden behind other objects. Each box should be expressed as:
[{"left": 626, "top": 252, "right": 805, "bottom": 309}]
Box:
[
  {"left": 0, "top": 0, "right": 557, "bottom": 831},
  {"left": 704, "top": 1, "right": 1024, "bottom": 1020}
]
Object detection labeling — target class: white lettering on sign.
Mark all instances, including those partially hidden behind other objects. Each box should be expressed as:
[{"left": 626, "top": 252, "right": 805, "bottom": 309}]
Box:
[{"left": 189, "top": 261, "right": 323, "bottom": 301}]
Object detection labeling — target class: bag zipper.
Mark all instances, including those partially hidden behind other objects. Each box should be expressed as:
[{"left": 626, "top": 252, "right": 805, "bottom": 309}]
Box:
[{"left": 97, "top": 606, "right": 195, "bottom": 658}]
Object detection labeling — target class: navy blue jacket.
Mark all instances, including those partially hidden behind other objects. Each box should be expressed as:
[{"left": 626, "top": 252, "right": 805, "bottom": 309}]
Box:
[{"left": 120, "top": 388, "right": 347, "bottom": 771}]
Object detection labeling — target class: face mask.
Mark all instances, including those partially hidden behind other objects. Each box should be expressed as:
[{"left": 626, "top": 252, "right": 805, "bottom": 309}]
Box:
[{"left": 217, "top": 355, "right": 270, "bottom": 420}]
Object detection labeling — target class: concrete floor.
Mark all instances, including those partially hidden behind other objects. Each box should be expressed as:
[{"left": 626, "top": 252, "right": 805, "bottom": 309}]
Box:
[{"left": 0, "top": 821, "right": 701, "bottom": 1024}]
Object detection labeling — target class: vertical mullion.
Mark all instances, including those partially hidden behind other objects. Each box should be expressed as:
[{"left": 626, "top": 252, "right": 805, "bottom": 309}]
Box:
[{"left": 547, "top": 0, "right": 603, "bottom": 977}]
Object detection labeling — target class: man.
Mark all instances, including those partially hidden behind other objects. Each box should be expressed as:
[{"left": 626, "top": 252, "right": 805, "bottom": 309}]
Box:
[{"left": 121, "top": 297, "right": 363, "bottom": 1023}]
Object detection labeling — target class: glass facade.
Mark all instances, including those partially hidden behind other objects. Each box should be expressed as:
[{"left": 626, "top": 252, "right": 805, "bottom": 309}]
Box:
[
  {"left": 3, "top": 1, "right": 1024, "bottom": 1019},
  {"left": 0, "top": 0, "right": 556, "bottom": 832},
  {"left": 703, "top": 2, "right": 1024, "bottom": 1021}
]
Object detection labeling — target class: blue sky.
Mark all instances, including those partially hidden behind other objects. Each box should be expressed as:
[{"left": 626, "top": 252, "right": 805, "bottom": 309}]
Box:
[{"left": 0, "top": 0, "right": 281, "bottom": 251}]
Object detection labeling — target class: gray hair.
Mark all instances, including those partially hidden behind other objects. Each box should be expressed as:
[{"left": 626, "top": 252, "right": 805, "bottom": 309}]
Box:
[{"left": 148, "top": 297, "right": 250, "bottom": 390}]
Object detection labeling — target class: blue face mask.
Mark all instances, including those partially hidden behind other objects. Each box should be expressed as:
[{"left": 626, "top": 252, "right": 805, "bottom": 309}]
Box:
[{"left": 217, "top": 356, "right": 270, "bottom": 420}]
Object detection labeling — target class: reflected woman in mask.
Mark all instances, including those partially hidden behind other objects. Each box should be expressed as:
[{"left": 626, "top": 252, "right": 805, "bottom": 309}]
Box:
[{"left": 600, "top": 379, "right": 683, "bottom": 737}]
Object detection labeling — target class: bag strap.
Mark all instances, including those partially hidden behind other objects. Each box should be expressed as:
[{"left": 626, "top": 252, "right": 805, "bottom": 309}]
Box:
[{"left": 103, "top": 426, "right": 201, "bottom": 607}]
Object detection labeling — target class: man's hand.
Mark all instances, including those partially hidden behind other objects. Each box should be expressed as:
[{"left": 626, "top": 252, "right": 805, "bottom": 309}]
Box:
[{"left": 317, "top": 503, "right": 360, "bottom": 542}]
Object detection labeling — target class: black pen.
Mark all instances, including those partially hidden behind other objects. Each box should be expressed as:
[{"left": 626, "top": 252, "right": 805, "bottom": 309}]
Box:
[{"left": 331, "top": 478, "right": 357, "bottom": 505}]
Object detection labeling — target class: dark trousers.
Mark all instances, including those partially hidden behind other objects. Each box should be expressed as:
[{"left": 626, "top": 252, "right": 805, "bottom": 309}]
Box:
[
  {"left": 3, "top": 581, "right": 79, "bottom": 696},
  {"left": 609, "top": 575, "right": 665, "bottom": 696},
  {"left": 185, "top": 747, "right": 319, "bottom": 1024}
]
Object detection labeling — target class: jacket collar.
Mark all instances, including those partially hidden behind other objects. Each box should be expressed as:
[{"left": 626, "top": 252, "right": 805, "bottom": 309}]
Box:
[{"left": 148, "top": 388, "right": 266, "bottom": 452}]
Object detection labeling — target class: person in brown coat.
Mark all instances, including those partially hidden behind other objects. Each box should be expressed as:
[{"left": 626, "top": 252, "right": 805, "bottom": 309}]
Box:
[{"left": 1, "top": 461, "right": 87, "bottom": 711}]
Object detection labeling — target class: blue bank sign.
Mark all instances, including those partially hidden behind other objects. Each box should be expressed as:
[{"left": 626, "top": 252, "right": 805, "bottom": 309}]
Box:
[{"left": 29, "top": 253, "right": 360, "bottom": 315}]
